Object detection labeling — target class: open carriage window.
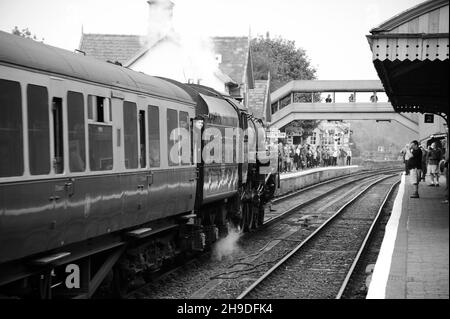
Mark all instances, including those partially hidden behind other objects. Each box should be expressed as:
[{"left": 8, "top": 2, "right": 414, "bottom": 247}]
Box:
[{"left": 88, "top": 95, "right": 111, "bottom": 123}]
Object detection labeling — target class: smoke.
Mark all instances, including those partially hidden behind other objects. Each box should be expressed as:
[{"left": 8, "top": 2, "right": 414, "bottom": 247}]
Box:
[
  {"left": 212, "top": 226, "right": 242, "bottom": 261},
  {"left": 133, "top": 0, "right": 222, "bottom": 92}
]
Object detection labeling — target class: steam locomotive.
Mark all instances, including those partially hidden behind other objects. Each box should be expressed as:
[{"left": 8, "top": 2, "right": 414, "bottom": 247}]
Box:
[{"left": 0, "top": 30, "right": 278, "bottom": 298}]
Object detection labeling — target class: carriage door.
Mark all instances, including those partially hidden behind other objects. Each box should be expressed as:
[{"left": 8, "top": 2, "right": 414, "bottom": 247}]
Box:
[
  {"left": 136, "top": 100, "right": 148, "bottom": 222},
  {"left": 49, "top": 79, "right": 69, "bottom": 244}
]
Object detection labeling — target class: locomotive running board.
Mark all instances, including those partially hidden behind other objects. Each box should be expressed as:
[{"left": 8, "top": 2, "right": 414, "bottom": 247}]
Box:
[
  {"left": 125, "top": 224, "right": 178, "bottom": 239},
  {"left": 30, "top": 252, "right": 71, "bottom": 266}
]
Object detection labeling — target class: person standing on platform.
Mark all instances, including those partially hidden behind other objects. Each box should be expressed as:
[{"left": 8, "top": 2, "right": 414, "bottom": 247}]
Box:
[
  {"left": 325, "top": 94, "right": 332, "bottom": 103},
  {"left": 401, "top": 143, "right": 411, "bottom": 175},
  {"left": 419, "top": 145, "right": 427, "bottom": 181},
  {"left": 346, "top": 147, "right": 352, "bottom": 165},
  {"left": 427, "top": 142, "right": 442, "bottom": 187},
  {"left": 408, "top": 140, "right": 422, "bottom": 198},
  {"left": 332, "top": 148, "right": 338, "bottom": 166},
  {"left": 294, "top": 145, "right": 301, "bottom": 170}
]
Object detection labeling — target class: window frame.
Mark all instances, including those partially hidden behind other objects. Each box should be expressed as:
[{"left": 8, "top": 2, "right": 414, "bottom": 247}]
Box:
[
  {"left": 148, "top": 104, "right": 161, "bottom": 168},
  {"left": 27, "top": 83, "right": 51, "bottom": 176},
  {"left": 0, "top": 78, "right": 24, "bottom": 178}
]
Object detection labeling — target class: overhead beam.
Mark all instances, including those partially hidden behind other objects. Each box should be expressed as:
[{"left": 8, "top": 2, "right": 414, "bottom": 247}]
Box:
[{"left": 269, "top": 102, "right": 419, "bottom": 133}]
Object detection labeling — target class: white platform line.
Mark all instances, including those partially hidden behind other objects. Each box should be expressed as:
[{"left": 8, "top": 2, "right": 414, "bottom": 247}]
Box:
[
  {"left": 280, "top": 165, "right": 359, "bottom": 180},
  {"left": 366, "top": 173, "right": 406, "bottom": 299}
]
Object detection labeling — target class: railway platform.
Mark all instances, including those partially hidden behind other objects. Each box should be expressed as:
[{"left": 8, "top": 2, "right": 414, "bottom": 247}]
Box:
[
  {"left": 367, "top": 173, "right": 449, "bottom": 299},
  {"left": 277, "top": 165, "right": 361, "bottom": 196}
]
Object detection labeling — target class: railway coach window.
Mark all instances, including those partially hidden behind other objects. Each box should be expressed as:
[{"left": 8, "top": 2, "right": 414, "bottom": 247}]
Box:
[
  {"left": 27, "top": 84, "right": 51, "bottom": 175},
  {"left": 52, "top": 97, "right": 64, "bottom": 174},
  {"left": 139, "top": 110, "right": 146, "bottom": 168},
  {"left": 0, "top": 79, "right": 23, "bottom": 177},
  {"left": 148, "top": 105, "right": 160, "bottom": 167},
  {"left": 179, "top": 111, "right": 191, "bottom": 165},
  {"left": 88, "top": 124, "right": 113, "bottom": 171},
  {"left": 123, "top": 101, "right": 138, "bottom": 169},
  {"left": 68, "top": 91, "right": 86, "bottom": 172},
  {"left": 167, "top": 108, "right": 179, "bottom": 166},
  {"left": 88, "top": 95, "right": 111, "bottom": 123}
]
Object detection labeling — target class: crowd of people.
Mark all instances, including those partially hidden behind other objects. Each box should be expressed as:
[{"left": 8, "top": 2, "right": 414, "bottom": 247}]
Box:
[
  {"left": 401, "top": 140, "right": 448, "bottom": 201},
  {"left": 277, "top": 142, "right": 352, "bottom": 173}
]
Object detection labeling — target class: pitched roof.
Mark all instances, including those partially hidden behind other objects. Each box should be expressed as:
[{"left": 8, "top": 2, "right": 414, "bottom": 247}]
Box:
[
  {"left": 211, "top": 36, "right": 250, "bottom": 84},
  {"left": 78, "top": 33, "right": 251, "bottom": 85},
  {"left": 78, "top": 33, "right": 144, "bottom": 64},
  {"left": 370, "top": 0, "right": 448, "bottom": 33}
]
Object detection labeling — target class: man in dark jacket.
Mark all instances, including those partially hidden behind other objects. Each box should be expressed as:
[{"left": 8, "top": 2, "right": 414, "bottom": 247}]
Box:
[
  {"left": 419, "top": 145, "right": 427, "bottom": 181},
  {"left": 408, "top": 140, "right": 422, "bottom": 198},
  {"left": 427, "top": 142, "right": 442, "bottom": 187}
]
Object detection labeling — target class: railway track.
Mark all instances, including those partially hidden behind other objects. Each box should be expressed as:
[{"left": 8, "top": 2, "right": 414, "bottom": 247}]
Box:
[
  {"left": 264, "top": 168, "right": 401, "bottom": 226},
  {"left": 126, "top": 169, "right": 401, "bottom": 299},
  {"left": 237, "top": 174, "right": 399, "bottom": 299}
]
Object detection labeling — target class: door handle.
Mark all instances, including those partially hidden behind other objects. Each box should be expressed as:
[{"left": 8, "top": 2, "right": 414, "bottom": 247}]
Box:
[
  {"left": 147, "top": 174, "right": 153, "bottom": 186},
  {"left": 49, "top": 196, "right": 61, "bottom": 201}
]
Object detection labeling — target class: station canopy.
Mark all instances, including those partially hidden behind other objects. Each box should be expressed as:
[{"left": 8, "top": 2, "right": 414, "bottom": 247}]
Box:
[{"left": 367, "top": 0, "right": 449, "bottom": 116}]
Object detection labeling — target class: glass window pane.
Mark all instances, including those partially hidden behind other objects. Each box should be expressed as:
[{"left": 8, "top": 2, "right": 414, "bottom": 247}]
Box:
[
  {"left": 139, "top": 110, "right": 146, "bottom": 168},
  {"left": 123, "top": 101, "right": 138, "bottom": 169},
  {"left": 27, "top": 84, "right": 50, "bottom": 175},
  {"left": 88, "top": 124, "right": 112, "bottom": 171},
  {"left": 68, "top": 91, "right": 86, "bottom": 172},
  {"left": 87, "top": 95, "right": 93, "bottom": 120},
  {"left": 167, "top": 108, "right": 178, "bottom": 166},
  {"left": 148, "top": 105, "right": 160, "bottom": 167},
  {"left": 52, "top": 97, "right": 64, "bottom": 174},
  {"left": 0, "top": 79, "right": 23, "bottom": 177},
  {"left": 179, "top": 111, "right": 190, "bottom": 165}
]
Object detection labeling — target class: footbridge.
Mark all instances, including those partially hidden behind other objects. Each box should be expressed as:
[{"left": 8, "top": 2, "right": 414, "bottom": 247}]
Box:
[{"left": 269, "top": 80, "right": 419, "bottom": 133}]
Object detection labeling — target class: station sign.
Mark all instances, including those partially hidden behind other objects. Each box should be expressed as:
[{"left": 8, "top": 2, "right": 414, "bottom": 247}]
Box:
[{"left": 266, "top": 129, "right": 286, "bottom": 139}]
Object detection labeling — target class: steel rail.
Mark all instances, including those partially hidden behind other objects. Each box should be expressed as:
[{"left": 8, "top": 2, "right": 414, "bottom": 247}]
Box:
[
  {"left": 335, "top": 179, "right": 400, "bottom": 299},
  {"left": 237, "top": 173, "right": 398, "bottom": 299},
  {"left": 272, "top": 168, "right": 400, "bottom": 205},
  {"left": 263, "top": 169, "right": 401, "bottom": 227}
]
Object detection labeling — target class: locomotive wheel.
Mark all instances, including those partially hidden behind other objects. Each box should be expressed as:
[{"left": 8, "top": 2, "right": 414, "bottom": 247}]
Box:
[
  {"left": 244, "top": 202, "right": 255, "bottom": 232},
  {"left": 238, "top": 202, "right": 253, "bottom": 232},
  {"left": 238, "top": 202, "right": 246, "bottom": 232},
  {"left": 256, "top": 204, "right": 265, "bottom": 228},
  {"left": 249, "top": 203, "right": 259, "bottom": 230}
]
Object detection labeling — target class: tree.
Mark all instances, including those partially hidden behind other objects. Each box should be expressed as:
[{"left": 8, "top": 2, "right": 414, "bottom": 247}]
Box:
[
  {"left": 251, "top": 34, "right": 317, "bottom": 92},
  {"left": 251, "top": 34, "right": 319, "bottom": 137},
  {"left": 11, "top": 26, "right": 43, "bottom": 42}
]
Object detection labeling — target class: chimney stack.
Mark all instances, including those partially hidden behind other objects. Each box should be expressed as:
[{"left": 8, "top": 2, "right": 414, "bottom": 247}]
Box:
[{"left": 146, "top": 0, "right": 175, "bottom": 47}]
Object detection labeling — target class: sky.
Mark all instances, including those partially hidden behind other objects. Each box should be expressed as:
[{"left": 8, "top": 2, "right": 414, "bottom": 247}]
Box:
[{"left": 0, "top": 0, "right": 425, "bottom": 80}]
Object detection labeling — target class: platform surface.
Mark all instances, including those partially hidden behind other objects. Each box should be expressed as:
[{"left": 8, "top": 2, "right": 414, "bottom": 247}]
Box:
[{"left": 367, "top": 173, "right": 449, "bottom": 299}]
